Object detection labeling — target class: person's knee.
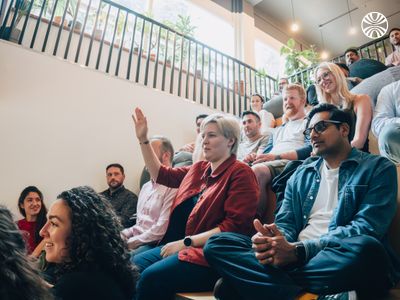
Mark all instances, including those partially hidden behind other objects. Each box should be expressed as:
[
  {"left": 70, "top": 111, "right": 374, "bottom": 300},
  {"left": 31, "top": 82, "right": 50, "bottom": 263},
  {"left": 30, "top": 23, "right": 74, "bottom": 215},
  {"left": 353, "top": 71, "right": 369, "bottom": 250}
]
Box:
[
  {"left": 252, "top": 164, "right": 271, "bottom": 184},
  {"left": 204, "top": 233, "right": 234, "bottom": 261},
  {"left": 379, "top": 124, "right": 400, "bottom": 149},
  {"left": 137, "top": 267, "right": 159, "bottom": 291},
  {"left": 204, "top": 232, "right": 249, "bottom": 263},
  {"left": 344, "top": 235, "right": 386, "bottom": 266},
  {"left": 356, "top": 235, "right": 385, "bottom": 259}
]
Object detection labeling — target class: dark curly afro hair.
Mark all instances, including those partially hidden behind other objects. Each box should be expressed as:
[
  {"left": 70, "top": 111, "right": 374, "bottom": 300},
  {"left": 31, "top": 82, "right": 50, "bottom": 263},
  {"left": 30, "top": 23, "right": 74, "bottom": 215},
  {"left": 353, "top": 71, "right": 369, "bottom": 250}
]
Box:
[{"left": 56, "top": 186, "right": 138, "bottom": 299}]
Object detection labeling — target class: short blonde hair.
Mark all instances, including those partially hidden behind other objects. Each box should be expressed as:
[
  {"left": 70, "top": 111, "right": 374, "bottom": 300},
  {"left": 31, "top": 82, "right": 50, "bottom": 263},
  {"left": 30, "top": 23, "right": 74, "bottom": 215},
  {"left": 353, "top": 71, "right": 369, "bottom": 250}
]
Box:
[
  {"left": 282, "top": 83, "right": 306, "bottom": 101},
  {"left": 200, "top": 114, "right": 241, "bottom": 155},
  {"left": 314, "top": 62, "right": 355, "bottom": 109}
]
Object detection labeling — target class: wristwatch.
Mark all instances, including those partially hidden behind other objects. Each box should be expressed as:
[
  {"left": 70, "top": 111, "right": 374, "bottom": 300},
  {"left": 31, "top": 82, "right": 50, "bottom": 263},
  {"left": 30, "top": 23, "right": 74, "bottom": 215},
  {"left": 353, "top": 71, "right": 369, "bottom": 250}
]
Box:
[
  {"left": 275, "top": 154, "right": 282, "bottom": 160},
  {"left": 183, "top": 236, "right": 193, "bottom": 247},
  {"left": 294, "top": 242, "right": 306, "bottom": 265}
]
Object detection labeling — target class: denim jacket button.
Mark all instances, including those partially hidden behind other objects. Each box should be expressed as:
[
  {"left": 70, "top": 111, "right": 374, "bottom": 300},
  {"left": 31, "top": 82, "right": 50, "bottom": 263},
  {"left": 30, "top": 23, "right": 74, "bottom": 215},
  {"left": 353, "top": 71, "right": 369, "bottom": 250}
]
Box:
[
  {"left": 303, "top": 215, "right": 307, "bottom": 219},
  {"left": 309, "top": 196, "right": 314, "bottom": 199}
]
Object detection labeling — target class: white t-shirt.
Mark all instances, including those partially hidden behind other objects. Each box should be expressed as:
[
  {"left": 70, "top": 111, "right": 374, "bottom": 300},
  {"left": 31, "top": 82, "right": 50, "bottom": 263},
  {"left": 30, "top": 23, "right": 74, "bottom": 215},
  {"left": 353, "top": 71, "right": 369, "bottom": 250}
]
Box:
[
  {"left": 258, "top": 110, "right": 275, "bottom": 136},
  {"left": 298, "top": 161, "right": 339, "bottom": 241},
  {"left": 270, "top": 118, "right": 307, "bottom": 154},
  {"left": 237, "top": 134, "right": 270, "bottom": 160}
]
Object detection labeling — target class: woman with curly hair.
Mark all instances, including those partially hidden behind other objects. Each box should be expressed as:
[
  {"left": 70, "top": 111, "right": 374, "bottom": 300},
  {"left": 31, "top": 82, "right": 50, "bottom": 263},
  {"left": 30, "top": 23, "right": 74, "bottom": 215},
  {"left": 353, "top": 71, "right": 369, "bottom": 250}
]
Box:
[
  {"left": 314, "top": 62, "right": 372, "bottom": 152},
  {"left": 0, "top": 205, "right": 52, "bottom": 300},
  {"left": 17, "top": 186, "right": 48, "bottom": 256},
  {"left": 40, "top": 186, "right": 138, "bottom": 300}
]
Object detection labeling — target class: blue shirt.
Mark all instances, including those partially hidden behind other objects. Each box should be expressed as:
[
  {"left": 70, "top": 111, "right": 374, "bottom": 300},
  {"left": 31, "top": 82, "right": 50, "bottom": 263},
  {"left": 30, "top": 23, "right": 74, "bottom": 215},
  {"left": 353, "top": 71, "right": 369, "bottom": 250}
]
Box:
[{"left": 276, "top": 148, "right": 398, "bottom": 268}]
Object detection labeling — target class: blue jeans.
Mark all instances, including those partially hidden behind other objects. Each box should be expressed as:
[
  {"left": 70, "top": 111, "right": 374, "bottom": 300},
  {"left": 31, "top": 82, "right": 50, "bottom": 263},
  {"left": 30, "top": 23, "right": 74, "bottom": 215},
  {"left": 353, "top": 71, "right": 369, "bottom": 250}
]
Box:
[
  {"left": 129, "top": 244, "right": 155, "bottom": 258},
  {"left": 133, "top": 246, "right": 219, "bottom": 300},
  {"left": 204, "top": 232, "right": 394, "bottom": 300}
]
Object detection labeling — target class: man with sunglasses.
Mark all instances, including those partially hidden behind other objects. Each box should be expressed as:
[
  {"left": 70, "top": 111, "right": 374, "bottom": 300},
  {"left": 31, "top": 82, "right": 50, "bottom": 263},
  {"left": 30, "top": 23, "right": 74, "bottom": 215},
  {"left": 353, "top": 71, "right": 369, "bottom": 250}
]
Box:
[{"left": 204, "top": 103, "right": 399, "bottom": 300}]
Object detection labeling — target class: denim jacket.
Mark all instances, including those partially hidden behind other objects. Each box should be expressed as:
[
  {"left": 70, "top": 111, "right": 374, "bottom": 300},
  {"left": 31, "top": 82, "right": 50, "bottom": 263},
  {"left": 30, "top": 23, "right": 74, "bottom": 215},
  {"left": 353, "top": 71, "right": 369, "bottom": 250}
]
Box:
[{"left": 275, "top": 148, "right": 398, "bottom": 263}]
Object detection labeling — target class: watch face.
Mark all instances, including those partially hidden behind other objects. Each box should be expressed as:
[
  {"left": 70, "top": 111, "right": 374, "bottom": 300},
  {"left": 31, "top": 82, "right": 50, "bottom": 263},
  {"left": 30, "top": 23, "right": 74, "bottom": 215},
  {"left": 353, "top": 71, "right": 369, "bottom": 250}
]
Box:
[{"left": 183, "top": 237, "right": 192, "bottom": 247}]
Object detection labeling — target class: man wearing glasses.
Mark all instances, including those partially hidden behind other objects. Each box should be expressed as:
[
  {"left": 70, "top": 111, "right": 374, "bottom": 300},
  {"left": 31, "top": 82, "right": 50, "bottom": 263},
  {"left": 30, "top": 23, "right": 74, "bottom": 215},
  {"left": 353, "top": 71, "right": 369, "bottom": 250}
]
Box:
[{"left": 204, "top": 103, "right": 399, "bottom": 300}]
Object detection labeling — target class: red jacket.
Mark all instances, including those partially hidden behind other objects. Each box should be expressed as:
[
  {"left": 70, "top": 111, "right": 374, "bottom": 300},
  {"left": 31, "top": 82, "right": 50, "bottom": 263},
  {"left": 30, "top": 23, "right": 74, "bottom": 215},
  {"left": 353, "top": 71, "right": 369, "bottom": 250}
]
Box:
[{"left": 157, "top": 154, "right": 259, "bottom": 266}]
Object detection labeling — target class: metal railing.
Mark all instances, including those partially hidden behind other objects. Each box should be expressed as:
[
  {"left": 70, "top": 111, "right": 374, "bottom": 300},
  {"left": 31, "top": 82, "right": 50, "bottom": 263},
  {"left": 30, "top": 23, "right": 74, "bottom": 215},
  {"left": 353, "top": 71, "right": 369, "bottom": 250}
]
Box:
[
  {"left": 287, "top": 34, "right": 394, "bottom": 89},
  {"left": 0, "top": 0, "right": 278, "bottom": 116}
]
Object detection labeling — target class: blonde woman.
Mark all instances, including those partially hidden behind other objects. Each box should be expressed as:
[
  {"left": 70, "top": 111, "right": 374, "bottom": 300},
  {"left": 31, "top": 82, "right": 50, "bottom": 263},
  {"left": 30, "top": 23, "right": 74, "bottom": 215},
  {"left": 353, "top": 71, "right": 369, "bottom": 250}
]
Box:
[
  {"left": 314, "top": 62, "right": 372, "bottom": 151},
  {"left": 132, "top": 108, "right": 259, "bottom": 300}
]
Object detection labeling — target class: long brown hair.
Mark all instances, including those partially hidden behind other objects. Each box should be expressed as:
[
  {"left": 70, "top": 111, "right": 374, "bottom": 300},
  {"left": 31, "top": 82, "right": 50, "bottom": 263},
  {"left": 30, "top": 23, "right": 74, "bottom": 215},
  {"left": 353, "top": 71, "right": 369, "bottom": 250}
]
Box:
[{"left": 18, "top": 186, "right": 48, "bottom": 245}]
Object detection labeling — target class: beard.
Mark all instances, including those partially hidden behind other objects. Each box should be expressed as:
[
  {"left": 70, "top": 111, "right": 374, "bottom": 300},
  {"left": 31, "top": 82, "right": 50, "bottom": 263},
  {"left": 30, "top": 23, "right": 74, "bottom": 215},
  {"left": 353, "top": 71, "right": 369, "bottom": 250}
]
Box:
[
  {"left": 285, "top": 107, "right": 299, "bottom": 118},
  {"left": 109, "top": 181, "right": 122, "bottom": 190}
]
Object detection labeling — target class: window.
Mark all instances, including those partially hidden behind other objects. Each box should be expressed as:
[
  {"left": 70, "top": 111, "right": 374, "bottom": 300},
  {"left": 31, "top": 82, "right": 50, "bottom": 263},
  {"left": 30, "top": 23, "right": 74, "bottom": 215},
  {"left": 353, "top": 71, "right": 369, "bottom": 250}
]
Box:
[{"left": 151, "top": 0, "right": 234, "bottom": 56}]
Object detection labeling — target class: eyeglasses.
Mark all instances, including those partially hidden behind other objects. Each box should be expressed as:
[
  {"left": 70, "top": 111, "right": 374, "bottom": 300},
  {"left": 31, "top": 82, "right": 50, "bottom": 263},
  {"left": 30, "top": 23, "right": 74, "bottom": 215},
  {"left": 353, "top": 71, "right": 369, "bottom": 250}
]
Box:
[
  {"left": 316, "top": 71, "right": 331, "bottom": 85},
  {"left": 303, "top": 120, "right": 342, "bottom": 137}
]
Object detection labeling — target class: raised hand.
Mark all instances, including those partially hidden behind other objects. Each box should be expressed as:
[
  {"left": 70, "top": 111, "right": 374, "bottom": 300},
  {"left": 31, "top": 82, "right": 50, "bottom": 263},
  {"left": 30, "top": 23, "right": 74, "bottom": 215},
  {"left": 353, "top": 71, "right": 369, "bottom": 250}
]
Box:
[{"left": 132, "top": 107, "right": 148, "bottom": 142}]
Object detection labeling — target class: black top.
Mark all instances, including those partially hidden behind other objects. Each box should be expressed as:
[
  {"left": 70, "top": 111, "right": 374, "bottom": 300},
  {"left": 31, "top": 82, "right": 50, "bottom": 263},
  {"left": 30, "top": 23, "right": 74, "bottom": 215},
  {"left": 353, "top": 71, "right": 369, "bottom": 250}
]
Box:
[
  {"left": 160, "top": 194, "right": 199, "bottom": 244},
  {"left": 52, "top": 270, "right": 126, "bottom": 300},
  {"left": 101, "top": 185, "right": 138, "bottom": 228}
]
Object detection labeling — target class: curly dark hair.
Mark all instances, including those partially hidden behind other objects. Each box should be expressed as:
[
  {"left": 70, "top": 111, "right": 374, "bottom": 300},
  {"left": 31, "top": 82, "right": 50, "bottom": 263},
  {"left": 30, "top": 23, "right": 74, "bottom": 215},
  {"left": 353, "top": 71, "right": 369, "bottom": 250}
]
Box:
[
  {"left": 0, "top": 205, "right": 53, "bottom": 300},
  {"left": 18, "top": 186, "right": 48, "bottom": 245},
  {"left": 56, "top": 186, "right": 138, "bottom": 299}
]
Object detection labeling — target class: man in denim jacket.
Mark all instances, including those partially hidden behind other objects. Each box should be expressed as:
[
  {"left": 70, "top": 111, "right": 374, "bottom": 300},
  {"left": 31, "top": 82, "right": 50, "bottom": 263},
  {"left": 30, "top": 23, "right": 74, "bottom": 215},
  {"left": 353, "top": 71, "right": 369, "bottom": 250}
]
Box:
[{"left": 204, "top": 103, "right": 399, "bottom": 300}]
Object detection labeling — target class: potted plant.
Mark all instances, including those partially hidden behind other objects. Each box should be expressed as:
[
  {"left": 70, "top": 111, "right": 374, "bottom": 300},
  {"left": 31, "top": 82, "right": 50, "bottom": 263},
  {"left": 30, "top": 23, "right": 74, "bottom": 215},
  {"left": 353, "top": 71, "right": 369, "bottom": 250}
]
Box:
[
  {"left": 160, "top": 15, "right": 197, "bottom": 66},
  {"left": 3, "top": 0, "right": 30, "bottom": 42},
  {"left": 280, "top": 38, "right": 318, "bottom": 77},
  {"left": 53, "top": 0, "right": 75, "bottom": 27}
]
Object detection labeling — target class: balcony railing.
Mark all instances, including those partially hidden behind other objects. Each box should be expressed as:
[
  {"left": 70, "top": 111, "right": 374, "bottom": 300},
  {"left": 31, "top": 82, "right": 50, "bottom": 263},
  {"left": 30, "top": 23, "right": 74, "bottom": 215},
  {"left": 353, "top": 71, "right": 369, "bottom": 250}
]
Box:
[
  {"left": 0, "top": 0, "right": 278, "bottom": 116},
  {"left": 287, "top": 34, "right": 394, "bottom": 88}
]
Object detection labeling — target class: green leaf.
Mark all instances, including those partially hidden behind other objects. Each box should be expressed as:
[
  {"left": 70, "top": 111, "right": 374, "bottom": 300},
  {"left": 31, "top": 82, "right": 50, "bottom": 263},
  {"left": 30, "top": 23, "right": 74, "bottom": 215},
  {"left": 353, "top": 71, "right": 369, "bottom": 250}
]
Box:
[{"left": 287, "top": 38, "right": 295, "bottom": 49}]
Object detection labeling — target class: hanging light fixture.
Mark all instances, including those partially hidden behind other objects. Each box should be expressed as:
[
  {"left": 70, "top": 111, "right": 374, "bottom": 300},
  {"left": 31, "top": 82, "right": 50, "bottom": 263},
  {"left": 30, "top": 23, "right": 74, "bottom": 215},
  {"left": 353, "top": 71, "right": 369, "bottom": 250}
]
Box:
[
  {"left": 319, "top": 26, "right": 329, "bottom": 60},
  {"left": 290, "top": 0, "right": 299, "bottom": 32},
  {"left": 347, "top": 0, "right": 357, "bottom": 35}
]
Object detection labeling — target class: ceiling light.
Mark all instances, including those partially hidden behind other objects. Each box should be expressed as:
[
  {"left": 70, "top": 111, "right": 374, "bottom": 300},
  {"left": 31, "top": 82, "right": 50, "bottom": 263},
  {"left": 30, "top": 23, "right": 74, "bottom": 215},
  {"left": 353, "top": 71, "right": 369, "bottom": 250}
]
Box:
[
  {"left": 346, "top": 0, "right": 356, "bottom": 35},
  {"left": 349, "top": 27, "right": 357, "bottom": 35},
  {"left": 319, "top": 26, "right": 329, "bottom": 60},
  {"left": 321, "top": 51, "right": 329, "bottom": 60},
  {"left": 290, "top": 0, "right": 299, "bottom": 32}
]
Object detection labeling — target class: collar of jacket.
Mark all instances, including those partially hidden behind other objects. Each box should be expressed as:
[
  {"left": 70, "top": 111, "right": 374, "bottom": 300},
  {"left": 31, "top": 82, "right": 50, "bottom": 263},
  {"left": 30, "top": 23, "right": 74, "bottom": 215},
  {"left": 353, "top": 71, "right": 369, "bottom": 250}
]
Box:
[{"left": 200, "top": 154, "right": 237, "bottom": 181}]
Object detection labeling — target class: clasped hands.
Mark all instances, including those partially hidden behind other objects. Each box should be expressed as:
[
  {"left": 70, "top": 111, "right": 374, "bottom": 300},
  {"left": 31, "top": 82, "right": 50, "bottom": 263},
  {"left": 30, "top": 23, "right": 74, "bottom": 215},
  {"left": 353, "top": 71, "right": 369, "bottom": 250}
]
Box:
[{"left": 252, "top": 219, "right": 297, "bottom": 267}]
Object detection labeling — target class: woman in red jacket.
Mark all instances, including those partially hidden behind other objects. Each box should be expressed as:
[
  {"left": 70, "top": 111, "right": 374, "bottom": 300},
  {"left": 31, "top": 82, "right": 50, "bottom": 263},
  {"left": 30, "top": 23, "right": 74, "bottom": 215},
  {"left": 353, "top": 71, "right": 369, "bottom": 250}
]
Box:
[
  {"left": 132, "top": 108, "right": 260, "bottom": 300},
  {"left": 17, "top": 186, "right": 47, "bottom": 256}
]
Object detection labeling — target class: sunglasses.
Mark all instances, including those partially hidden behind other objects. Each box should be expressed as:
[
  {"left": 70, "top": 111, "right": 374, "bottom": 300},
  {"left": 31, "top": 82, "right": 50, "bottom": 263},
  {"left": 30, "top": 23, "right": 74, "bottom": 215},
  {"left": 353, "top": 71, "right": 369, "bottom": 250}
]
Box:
[
  {"left": 303, "top": 120, "right": 342, "bottom": 137},
  {"left": 316, "top": 71, "right": 331, "bottom": 85}
]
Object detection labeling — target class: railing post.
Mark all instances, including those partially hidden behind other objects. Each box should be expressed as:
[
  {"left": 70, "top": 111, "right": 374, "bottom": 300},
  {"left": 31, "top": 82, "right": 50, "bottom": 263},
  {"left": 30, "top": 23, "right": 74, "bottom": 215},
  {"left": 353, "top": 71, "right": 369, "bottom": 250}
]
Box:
[
  {"left": 177, "top": 34, "right": 184, "bottom": 96},
  {"left": 169, "top": 31, "right": 177, "bottom": 94},
  {"left": 75, "top": 0, "right": 93, "bottom": 63},
  {"left": 144, "top": 21, "right": 154, "bottom": 85},
  {"left": 153, "top": 25, "right": 162, "bottom": 88},
  {"left": 115, "top": 11, "right": 128, "bottom": 76},
  {"left": 95, "top": 3, "right": 111, "bottom": 69},
  {"left": 135, "top": 18, "right": 146, "bottom": 83},
  {"left": 19, "top": 0, "right": 35, "bottom": 45}
]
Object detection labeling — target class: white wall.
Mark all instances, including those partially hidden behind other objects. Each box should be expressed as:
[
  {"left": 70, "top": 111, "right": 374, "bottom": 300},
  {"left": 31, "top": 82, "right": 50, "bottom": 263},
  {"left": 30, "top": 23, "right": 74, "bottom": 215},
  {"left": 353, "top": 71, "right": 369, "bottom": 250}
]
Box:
[{"left": 0, "top": 40, "right": 218, "bottom": 218}]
